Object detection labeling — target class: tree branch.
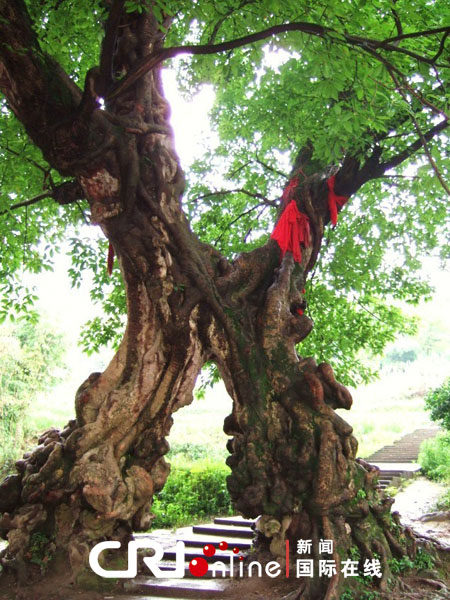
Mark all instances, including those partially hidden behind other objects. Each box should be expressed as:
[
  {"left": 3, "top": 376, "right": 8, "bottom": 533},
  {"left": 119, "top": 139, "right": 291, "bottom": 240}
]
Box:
[
  {"left": 0, "top": 144, "right": 52, "bottom": 182},
  {"left": 193, "top": 188, "right": 276, "bottom": 206},
  {"left": 254, "top": 155, "right": 288, "bottom": 179},
  {"left": 99, "top": 0, "right": 125, "bottom": 95},
  {"left": 106, "top": 21, "right": 450, "bottom": 101},
  {"left": 382, "top": 26, "right": 450, "bottom": 45},
  {"left": 361, "top": 46, "right": 448, "bottom": 119},
  {"left": 391, "top": 7, "right": 403, "bottom": 38},
  {"left": 214, "top": 202, "right": 269, "bottom": 244},
  {"left": 1, "top": 191, "right": 53, "bottom": 215},
  {"left": 0, "top": 0, "right": 81, "bottom": 158},
  {"left": 374, "top": 119, "right": 449, "bottom": 177},
  {"left": 0, "top": 180, "right": 85, "bottom": 216},
  {"left": 374, "top": 40, "right": 449, "bottom": 66},
  {"left": 385, "top": 67, "right": 450, "bottom": 195},
  {"left": 431, "top": 30, "right": 450, "bottom": 63}
]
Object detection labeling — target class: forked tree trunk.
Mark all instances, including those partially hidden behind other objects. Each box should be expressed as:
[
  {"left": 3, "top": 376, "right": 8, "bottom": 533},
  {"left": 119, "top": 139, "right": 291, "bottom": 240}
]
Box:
[{"left": 0, "top": 4, "right": 427, "bottom": 599}]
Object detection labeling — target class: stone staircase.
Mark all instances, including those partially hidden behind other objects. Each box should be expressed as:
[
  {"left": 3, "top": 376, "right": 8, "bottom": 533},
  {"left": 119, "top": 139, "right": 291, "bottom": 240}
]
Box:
[
  {"left": 367, "top": 427, "right": 440, "bottom": 489},
  {"left": 123, "top": 516, "right": 255, "bottom": 598}
]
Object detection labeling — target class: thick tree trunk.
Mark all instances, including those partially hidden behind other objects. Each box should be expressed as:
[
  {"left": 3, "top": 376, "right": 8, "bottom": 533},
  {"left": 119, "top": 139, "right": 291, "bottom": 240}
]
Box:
[
  {"left": 205, "top": 199, "right": 420, "bottom": 598},
  {"left": 0, "top": 4, "right": 435, "bottom": 599},
  {"left": 0, "top": 64, "right": 212, "bottom": 587},
  {"left": 0, "top": 4, "right": 216, "bottom": 584}
]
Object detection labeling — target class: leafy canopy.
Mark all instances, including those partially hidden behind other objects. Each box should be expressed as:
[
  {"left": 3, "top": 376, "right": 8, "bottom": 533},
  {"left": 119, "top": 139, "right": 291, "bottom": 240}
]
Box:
[{"left": 0, "top": 0, "right": 449, "bottom": 384}]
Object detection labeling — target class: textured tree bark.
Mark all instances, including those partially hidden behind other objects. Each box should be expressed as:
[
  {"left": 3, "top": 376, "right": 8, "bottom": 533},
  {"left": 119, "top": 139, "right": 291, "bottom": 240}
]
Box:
[
  {"left": 0, "top": 2, "right": 215, "bottom": 584},
  {"left": 0, "top": 3, "right": 432, "bottom": 599},
  {"left": 207, "top": 183, "right": 421, "bottom": 599}
]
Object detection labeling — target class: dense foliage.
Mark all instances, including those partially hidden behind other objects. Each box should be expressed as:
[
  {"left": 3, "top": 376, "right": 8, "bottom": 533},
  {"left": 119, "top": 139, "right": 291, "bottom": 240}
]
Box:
[
  {"left": 0, "top": 318, "right": 66, "bottom": 477},
  {"left": 151, "top": 459, "right": 233, "bottom": 528},
  {"left": 419, "top": 429, "right": 450, "bottom": 510},
  {"left": 0, "top": 0, "right": 449, "bottom": 385},
  {"left": 419, "top": 432, "right": 450, "bottom": 482},
  {"left": 424, "top": 376, "right": 450, "bottom": 431}
]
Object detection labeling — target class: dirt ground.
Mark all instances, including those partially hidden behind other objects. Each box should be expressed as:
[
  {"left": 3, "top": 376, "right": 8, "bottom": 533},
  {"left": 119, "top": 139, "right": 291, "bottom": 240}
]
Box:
[{"left": 392, "top": 477, "right": 450, "bottom": 547}]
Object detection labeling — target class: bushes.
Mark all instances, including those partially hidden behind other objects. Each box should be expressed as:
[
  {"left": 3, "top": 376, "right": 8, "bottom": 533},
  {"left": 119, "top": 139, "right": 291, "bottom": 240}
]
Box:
[
  {"left": 420, "top": 377, "right": 450, "bottom": 509},
  {"left": 419, "top": 434, "right": 450, "bottom": 509},
  {"left": 418, "top": 434, "right": 450, "bottom": 482},
  {"left": 151, "top": 459, "right": 233, "bottom": 529},
  {"left": 0, "top": 318, "right": 66, "bottom": 478},
  {"left": 425, "top": 376, "right": 450, "bottom": 431}
]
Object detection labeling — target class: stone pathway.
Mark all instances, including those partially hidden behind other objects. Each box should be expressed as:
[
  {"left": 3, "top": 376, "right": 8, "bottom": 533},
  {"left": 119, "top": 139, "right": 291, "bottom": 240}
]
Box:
[
  {"left": 392, "top": 477, "right": 450, "bottom": 547},
  {"left": 123, "top": 516, "right": 254, "bottom": 598}
]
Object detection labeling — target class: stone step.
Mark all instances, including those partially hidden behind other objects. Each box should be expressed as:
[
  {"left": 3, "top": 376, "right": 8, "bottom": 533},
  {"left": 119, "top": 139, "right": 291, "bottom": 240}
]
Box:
[
  {"left": 372, "top": 458, "right": 418, "bottom": 462},
  {"left": 177, "top": 538, "right": 252, "bottom": 551},
  {"left": 192, "top": 524, "right": 254, "bottom": 539},
  {"left": 375, "top": 470, "right": 415, "bottom": 475},
  {"left": 125, "top": 577, "right": 228, "bottom": 598},
  {"left": 213, "top": 517, "right": 255, "bottom": 528},
  {"left": 366, "top": 428, "right": 440, "bottom": 464},
  {"left": 162, "top": 548, "right": 239, "bottom": 563},
  {"left": 155, "top": 561, "right": 234, "bottom": 579},
  {"left": 119, "top": 596, "right": 195, "bottom": 600},
  {"left": 367, "top": 427, "right": 440, "bottom": 492}
]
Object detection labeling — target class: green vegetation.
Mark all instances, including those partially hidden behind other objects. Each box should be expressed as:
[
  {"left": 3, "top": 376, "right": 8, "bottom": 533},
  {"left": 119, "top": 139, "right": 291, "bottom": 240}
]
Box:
[
  {"left": 419, "top": 433, "right": 450, "bottom": 509},
  {"left": 424, "top": 376, "right": 450, "bottom": 431},
  {"left": 413, "top": 548, "right": 435, "bottom": 571},
  {"left": 388, "top": 548, "right": 435, "bottom": 574},
  {"left": 1, "top": 1, "right": 449, "bottom": 389},
  {"left": 151, "top": 459, "right": 233, "bottom": 529},
  {"left": 340, "top": 550, "right": 435, "bottom": 599},
  {"left": 419, "top": 433, "right": 450, "bottom": 482},
  {"left": 420, "top": 377, "right": 450, "bottom": 509},
  {"left": 388, "top": 555, "right": 415, "bottom": 574},
  {"left": 0, "top": 318, "right": 66, "bottom": 478},
  {"left": 27, "top": 532, "right": 55, "bottom": 574}
]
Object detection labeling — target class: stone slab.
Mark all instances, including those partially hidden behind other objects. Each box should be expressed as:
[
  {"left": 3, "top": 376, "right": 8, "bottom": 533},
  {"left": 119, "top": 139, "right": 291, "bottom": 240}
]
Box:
[
  {"left": 369, "top": 462, "right": 421, "bottom": 472},
  {"left": 192, "top": 525, "right": 254, "bottom": 538},
  {"left": 125, "top": 577, "right": 228, "bottom": 598}
]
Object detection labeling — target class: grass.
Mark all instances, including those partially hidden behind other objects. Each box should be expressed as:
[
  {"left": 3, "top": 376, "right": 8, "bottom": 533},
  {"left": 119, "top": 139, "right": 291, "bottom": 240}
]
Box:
[{"left": 418, "top": 432, "right": 450, "bottom": 509}]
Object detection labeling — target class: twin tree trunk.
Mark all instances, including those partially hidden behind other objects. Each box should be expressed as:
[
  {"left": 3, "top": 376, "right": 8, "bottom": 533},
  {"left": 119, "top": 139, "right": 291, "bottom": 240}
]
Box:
[{"left": 0, "top": 7, "right": 419, "bottom": 599}]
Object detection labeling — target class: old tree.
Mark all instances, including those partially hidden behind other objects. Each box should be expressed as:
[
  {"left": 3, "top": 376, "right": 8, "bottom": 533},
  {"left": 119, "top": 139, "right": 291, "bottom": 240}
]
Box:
[{"left": 0, "top": 0, "right": 449, "bottom": 598}]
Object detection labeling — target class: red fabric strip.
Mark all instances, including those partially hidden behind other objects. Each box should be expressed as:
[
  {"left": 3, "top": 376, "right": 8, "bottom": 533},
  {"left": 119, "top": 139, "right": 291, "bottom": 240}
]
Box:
[
  {"left": 271, "top": 200, "right": 311, "bottom": 263},
  {"left": 107, "top": 241, "right": 114, "bottom": 276},
  {"left": 281, "top": 177, "right": 299, "bottom": 204},
  {"left": 327, "top": 175, "right": 349, "bottom": 226}
]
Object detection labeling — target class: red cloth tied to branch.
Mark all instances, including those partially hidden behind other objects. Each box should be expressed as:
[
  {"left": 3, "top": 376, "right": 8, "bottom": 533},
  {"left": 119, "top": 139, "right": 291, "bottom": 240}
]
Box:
[
  {"left": 107, "top": 241, "right": 115, "bottom": 276},
  {"left": 271, "top": 200, "right": 311, "bottom": 263},
  {"left": 281, "top": 177, "right": 299, "bottom": 204},
  {"left": 327, "top": 175, "right": 349, "bottom": 226}
]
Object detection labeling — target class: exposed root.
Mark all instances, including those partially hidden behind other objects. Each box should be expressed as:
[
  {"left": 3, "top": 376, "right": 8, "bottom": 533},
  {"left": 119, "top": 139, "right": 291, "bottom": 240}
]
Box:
[{"left": 322, "top": 515, "right": 340, "bottom": 600}]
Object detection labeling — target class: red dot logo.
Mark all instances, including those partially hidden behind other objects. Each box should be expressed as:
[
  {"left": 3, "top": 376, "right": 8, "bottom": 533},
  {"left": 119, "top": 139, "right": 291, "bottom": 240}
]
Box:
[
  {"left": 203, "top": 544, "right": 216, "bottom": 557},
  {"left": 218, "top": 541, "right": 228, "bottom": 551},
  {"left": 239, "top": 556, "right": 244, "bottom": 561},
  {"left": 233, "top": 547, "right": 240, "bottom": 554},
  {"left": 189, "top": 557, "right": 209, "bottom": 577}
]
